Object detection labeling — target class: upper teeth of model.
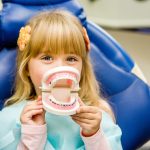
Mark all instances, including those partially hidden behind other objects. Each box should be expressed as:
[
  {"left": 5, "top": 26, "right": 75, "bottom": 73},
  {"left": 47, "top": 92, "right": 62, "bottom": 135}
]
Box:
[{"left": 50, "top": 72, "right": 77, "bottom": 87}]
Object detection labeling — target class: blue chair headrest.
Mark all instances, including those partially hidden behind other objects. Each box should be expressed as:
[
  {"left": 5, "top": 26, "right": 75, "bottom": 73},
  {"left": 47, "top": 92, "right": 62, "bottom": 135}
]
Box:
[{"left": 0, "top": 0, "right": 86, "bottom": 50}]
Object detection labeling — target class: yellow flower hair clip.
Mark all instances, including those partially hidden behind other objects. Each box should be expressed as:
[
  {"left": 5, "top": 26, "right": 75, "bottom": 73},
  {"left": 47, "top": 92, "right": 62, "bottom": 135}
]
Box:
[{"left": 17, "top": 25, "right": 31, "bottom": 51}]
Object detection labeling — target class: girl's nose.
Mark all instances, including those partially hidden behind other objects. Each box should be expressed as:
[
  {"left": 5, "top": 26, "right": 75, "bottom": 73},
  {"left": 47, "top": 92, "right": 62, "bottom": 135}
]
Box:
[{"left": 55, "top": 59, "right": 65, "bottom": 67}]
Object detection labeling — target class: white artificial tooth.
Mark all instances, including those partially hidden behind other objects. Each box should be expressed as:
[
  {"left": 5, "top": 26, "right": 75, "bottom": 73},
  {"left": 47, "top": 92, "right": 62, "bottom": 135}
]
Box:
[
  {"left": 71, "top": 76, "right": 74, "bottom": 80},
  {"left": 65, "top": 73, "right": 68, "bottom": 78},
  {"left": 69, "top": 74, "right": 72, "bottom": 79},
  {"left": 57, "top": 74, "right": 63, "bottom": 81},
  {"left": 69, "top": 74, "right": 72, "bottom": 78},
  {"left": 68, "top": 74, "right": 71, "bottom": 79},
  {"left": 55, "top": 74, "right": 59, "bottom": 79},
  {"left": 64, "top": 72, "right": 67, "bottom": 76},
  {"left": 67, "top": 74, "right": 69, "bottom": 78},
  {"left": 55, "top": 75, "right": 59, "bottom": 81}
]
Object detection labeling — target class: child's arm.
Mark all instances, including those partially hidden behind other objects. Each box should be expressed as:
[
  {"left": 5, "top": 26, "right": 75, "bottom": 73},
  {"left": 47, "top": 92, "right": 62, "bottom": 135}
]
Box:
[
  {"left": 71, "top": 99, "right": 123, "bottom": 150},
  {"left": 81, "top": 128, "right": 111, "bottom": 150},
  {"left": 17, "top": 96, "right": 47, "bottom": 149},
  {"left": 72, "top": 108, "right": 112, "bottom": 150},
  {"left": 17, "top": 124, "right": 47, "bottom": 150}
]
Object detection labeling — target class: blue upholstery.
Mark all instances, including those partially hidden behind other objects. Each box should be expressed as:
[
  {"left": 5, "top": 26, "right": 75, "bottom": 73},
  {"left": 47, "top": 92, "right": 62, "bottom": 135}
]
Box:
[{"left": 0, "top": 0, "right": 150, "bottom": 149}]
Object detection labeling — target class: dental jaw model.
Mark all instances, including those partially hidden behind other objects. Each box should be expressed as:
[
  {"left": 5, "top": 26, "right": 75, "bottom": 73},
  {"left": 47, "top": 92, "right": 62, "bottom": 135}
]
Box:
[{"left": 41, "top": 66, "right": 80, "bottom": 115}]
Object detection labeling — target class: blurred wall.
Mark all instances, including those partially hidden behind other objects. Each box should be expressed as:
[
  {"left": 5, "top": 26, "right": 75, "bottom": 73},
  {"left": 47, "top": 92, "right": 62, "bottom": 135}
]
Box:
[{"left": 79, "top": 0, "right": 150, "bottom": 28}]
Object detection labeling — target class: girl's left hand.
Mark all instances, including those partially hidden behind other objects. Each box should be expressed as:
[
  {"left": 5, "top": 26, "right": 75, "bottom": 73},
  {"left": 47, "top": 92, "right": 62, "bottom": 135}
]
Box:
[{"left": 71, "top": 99, "right": 102, "bottom": 136}]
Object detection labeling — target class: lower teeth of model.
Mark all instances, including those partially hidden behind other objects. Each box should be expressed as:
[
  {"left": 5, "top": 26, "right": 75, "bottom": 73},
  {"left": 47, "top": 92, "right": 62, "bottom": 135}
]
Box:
[{"left": 49, "top": 97, "right": 76, "bottom": 106}]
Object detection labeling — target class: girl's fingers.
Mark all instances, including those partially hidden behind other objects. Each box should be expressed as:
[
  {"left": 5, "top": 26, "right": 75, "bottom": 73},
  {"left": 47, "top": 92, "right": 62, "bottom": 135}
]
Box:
[
  {"left": 77, "top": 106, "right": 100, "bottom": 114},
  {"left": 21, "top": 96, "right": 45, "bottom": 125},
  {"left": 24, "top": 109, "right": 43, "bottom": 118},
  {"left": 37, "top": 95, "right": 42, "bottom": 100},
  {"left": 72, "top": 116, "right": 93, "bottom": 124},
  {"left": 72, "top": 118, "right": 91, "bottom": 130},
  {"left": 72, "top": 116, "right": 100, "bottom": 135},
  {"left": 27, "top": 96, "right": 42, "bottom": 104},
  {"left": 72, "top": 113, "right": 98, "bottom": 120},
  {"left": 37, "top": 100, "right": 43, "bottom": 105},
  {"left": 26, "top": 100, "right": 36, "bottom": 105},
  {"left": 24, "top": 97, "right": 43, "bottom": 112},
  {"left": 23, "top": 103, "right": 43, "bottom": 113},
  {"left": 36, "top": 95, "right": 43, "bottom": 104}
]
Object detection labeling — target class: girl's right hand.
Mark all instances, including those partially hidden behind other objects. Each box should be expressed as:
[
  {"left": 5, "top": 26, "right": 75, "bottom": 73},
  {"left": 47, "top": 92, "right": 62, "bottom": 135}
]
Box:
[{"left": 20, "top": 96, "right": 45, "bottom": 125}]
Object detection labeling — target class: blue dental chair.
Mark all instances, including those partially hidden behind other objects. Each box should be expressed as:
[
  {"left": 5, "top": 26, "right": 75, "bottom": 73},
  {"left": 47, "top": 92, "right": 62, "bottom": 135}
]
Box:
[{"left": 0, "top": 0, "right": 150, "bottom": 149}]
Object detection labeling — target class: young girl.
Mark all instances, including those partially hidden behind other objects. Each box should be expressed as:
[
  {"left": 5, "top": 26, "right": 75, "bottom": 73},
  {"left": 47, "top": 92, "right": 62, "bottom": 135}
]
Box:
[{"left": 0, "top": 10, "right": 122, "bottom": 150}]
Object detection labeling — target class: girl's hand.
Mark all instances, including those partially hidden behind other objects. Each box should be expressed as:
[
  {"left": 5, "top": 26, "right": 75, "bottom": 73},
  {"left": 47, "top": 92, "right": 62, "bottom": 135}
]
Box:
[
  {"left": 71, "top": 99, "right": 102, "bottom": 136},
  {"left": 20, "top": 96, "right": 45, "bottom": 125}
]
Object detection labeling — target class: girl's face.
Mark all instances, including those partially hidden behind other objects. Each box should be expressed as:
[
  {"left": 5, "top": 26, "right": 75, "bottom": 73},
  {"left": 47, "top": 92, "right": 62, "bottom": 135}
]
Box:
[{"left": 28, "top": 52, "right": 82, "bottom": 95}]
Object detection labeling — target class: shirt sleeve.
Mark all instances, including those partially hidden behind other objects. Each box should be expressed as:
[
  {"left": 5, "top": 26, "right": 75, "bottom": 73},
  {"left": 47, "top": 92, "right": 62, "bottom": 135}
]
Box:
[
  {"left": 17, "top": 124, "right": 47, "bottom": 150},
  {"left": 81, "top": 128, "right": 111, "bottom": 150},
  {"left": 81, "top": 110, "right": 123, "bottom": 150}
]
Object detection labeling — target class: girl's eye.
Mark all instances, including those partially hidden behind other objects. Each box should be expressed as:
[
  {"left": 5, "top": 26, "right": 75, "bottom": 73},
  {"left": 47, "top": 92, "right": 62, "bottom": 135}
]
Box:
[
  {"left": 66, "top": 56, "right": 78, "bottom": 62},
  {"left": 41, "top": 55, "right": 53, "bottom": 61}
]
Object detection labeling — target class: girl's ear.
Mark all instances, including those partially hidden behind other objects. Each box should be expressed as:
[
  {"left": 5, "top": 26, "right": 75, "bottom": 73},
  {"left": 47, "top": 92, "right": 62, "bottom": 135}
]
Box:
[{"left": 82, "top": 27, "right": 90, "bottom": 51}]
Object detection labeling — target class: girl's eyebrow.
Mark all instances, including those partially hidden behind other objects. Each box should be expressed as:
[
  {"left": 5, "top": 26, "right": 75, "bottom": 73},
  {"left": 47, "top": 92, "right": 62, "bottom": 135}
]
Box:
[{"left": 40, "top": 51, "right": 53, "bottom": 55}]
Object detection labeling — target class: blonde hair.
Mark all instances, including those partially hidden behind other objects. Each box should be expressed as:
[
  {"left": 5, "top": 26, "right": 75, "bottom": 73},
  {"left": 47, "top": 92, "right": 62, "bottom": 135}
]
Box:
[{"left": 5, "top": 10, "right": 112, "bottom": 116}]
